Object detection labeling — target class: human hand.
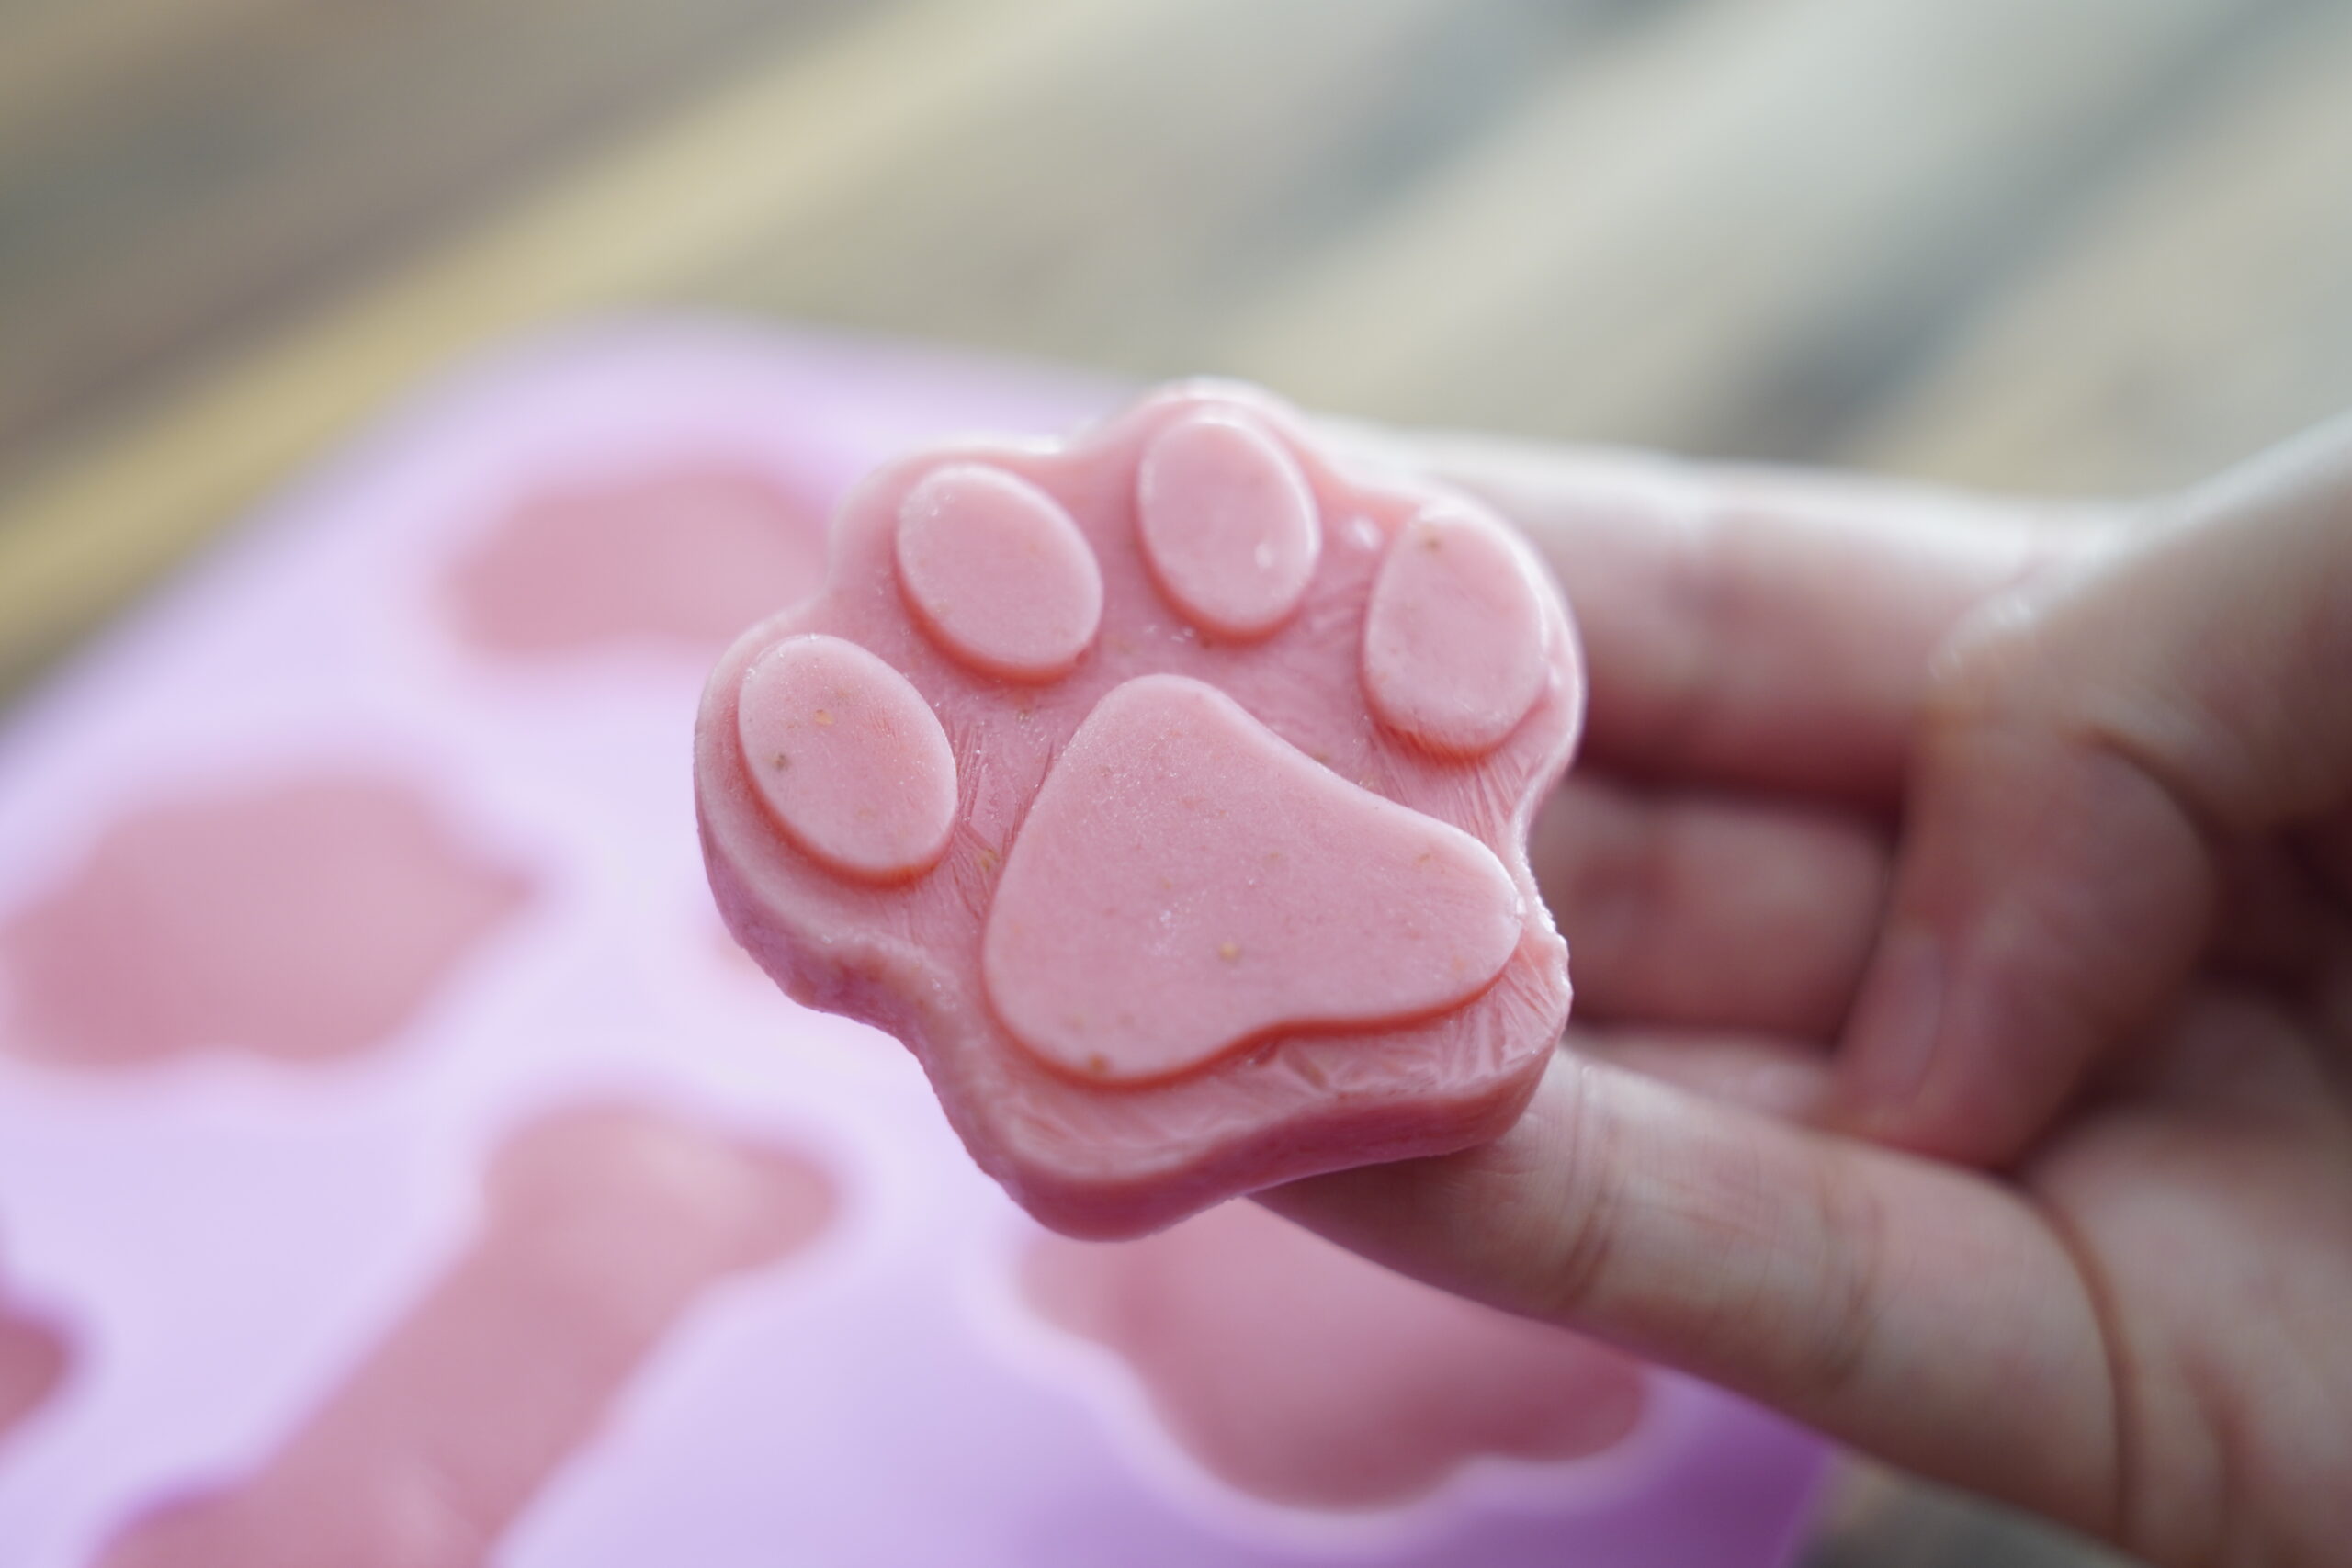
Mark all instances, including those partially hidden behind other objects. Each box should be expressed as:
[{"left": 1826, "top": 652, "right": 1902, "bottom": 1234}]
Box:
[{"left": 1270, "top": 422, "right": 2352, "bottom": 1567}]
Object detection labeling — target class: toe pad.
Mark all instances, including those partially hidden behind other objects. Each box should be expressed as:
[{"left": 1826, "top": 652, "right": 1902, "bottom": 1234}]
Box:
[
  {"left": 737, "top": 635, "right": 959, "bottom": 884},
  {"left": 1136, "top": 412, "right": 1320, "bottom": 640},
  {"left": 897, "top": 465, "right": 1102, "bottom": 682},
  {"left": 1363, "top": 507, "right": 1551, "bottom": 758}
]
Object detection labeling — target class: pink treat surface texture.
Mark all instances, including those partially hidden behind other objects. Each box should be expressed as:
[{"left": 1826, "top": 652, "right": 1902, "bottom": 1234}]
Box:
[{"left": 695, "top": 384, "right": 1583, "bottom": 1236}]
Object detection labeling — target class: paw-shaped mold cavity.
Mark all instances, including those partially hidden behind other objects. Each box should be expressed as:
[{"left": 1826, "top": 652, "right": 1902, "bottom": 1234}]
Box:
[
  {"left": 1, "top": 776, "right": 530, "bottom": 1069},
  {"left": 696, "top": 385, "right": 1581, "bottom": 1236},
  {"left": 1026, "top": 1201, "right": 1645, "bottom": 1508},
  {"left": 447, "top": 466, "right": 831, "bottom": 658}
]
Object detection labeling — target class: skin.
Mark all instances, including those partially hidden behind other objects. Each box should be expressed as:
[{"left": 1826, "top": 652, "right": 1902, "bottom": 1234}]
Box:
[{"left": 1272, "top": 417, "right": 2352, "bottom": 1568}]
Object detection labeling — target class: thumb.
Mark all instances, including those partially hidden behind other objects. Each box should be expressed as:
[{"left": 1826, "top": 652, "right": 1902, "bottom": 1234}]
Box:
[{"left": 1833, "top": 419, "right": 2352, "bottom": 1162}]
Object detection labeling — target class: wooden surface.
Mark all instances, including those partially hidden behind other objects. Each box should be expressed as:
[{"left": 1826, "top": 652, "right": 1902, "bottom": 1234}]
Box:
[
  {"left": 6, "top": 0, "right": 2352, "bottom": 701},
  {"left": 4, "top": 2, "right": 2349, "bottom": 1560}
]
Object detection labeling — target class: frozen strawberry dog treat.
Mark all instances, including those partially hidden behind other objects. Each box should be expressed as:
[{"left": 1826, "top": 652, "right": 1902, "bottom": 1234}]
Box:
[{"left": 696, "top": 385, "right": 1582, "bottom": 1236}]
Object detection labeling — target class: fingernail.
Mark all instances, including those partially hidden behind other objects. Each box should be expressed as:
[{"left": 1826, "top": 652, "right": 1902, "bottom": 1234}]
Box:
[{"left": 1838, "top": 927, "right": 1945, "bottom": 1122}]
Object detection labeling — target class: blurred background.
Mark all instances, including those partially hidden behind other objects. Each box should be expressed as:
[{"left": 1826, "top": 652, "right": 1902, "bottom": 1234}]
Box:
[
  {"left": 3, "top": 1, "right": 2349, "bottom": 1561},
  {"left": 8, "top": 0, "right": 2352, "bottom": 699}
]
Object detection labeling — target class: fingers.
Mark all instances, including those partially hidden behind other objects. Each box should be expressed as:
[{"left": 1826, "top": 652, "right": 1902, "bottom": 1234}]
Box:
[
  {"left": 1396, "top": 434, "right": 2082, "bottom": 803},
  {"left": 2207, "top": 840, "right": 2343, "bottom": 987},
  {"left": 2307, "top": 814, "right": 2352, "bottom": 912},
  {"left": 1264, "top": 1060, "right": 2119, "bottom": 1538},
  {"left": 1832, "top": 418, "right": 2352, "bottom": 1163},
  {"left": 1564, "top": 1025, "right": 1835, "bottom": 1120},
  {"left": 1830, "top": 676, "right": 2217, "bottom": 1163},
  {"left": 1533, "top": 774, "right": 1889, "bottom": 1040}
]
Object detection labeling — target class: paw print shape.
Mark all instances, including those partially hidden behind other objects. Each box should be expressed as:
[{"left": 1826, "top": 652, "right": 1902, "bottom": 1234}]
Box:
[
  {"left": 0, "top": 1273, "right": 69, "bottom": 1447},
  {"left": 1026, "top": 1199, "right": 1645, "bottom": 1508},
  {"left": 445, "top": 466, "right": 831, "bottom": 658},
  {"left": 695, "top": 386, "right": 1581, "bottom": 1236},
  {"left": 3, "top": 776, "right": 529, "bottom": 1070}
]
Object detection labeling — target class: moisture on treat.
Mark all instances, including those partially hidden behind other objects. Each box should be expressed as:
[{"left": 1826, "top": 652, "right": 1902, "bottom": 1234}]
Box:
[
  {"left": 695, "top": 384, "right": 1582, "bottom": 1236},
  {"left": 895, "top": 464, "right": 1103, "bottom": 681},
  {"left": 1136, "top": 410, "right": 1320, "bottom": 639}
]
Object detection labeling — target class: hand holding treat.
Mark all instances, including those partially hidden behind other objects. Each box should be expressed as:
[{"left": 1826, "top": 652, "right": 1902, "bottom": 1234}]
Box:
[
  {"left": 695, "top": 386, "right": 1582, "bottom": 1237},
  {"left": 1274, "top": 417, "right": 2352, "bottom": 1568}
]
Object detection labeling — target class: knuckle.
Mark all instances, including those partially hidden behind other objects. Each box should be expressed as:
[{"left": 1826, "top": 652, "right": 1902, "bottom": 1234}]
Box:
[{"left": 1923, "top": 590, "right": 2041, "bottom": 733}]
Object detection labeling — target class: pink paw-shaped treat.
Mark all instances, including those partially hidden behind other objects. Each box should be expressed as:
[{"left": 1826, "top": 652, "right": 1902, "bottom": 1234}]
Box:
[{"left": 695, "top": 387, "right": 1581, "bottom": 1235}]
